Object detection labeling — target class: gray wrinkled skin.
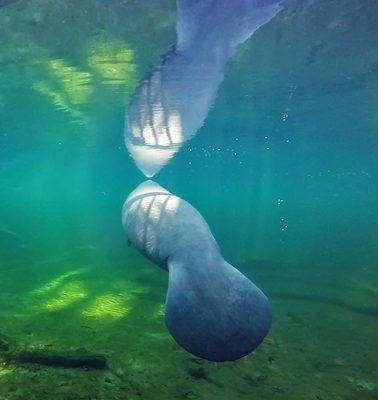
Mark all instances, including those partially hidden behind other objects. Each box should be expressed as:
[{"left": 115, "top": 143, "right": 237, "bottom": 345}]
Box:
[{"left": 122, "top": 181, "right": 272, "bottom": 361}]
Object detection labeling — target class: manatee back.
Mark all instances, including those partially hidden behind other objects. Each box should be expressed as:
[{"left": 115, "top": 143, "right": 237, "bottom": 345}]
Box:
[
  {"left": 177, "top": 0, "right": 283, "bottom": 52},
  {"left": 123, "top": 181, "right": 272, "bottom": 361},
  {"left": 122, "top": 181, "right": 217, "bottom": 268}
]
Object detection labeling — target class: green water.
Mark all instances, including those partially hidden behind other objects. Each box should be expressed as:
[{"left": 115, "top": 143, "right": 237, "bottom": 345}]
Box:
[{"left": 0, "top": 0, "right": 377, "bottom": 399}]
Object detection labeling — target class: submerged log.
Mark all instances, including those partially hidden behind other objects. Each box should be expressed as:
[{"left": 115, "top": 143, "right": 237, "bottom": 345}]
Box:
[
  {"left": 0, "top": 333, "right": 106, "bottom": 369},
  {"left": 14, "top": 350, "right": 106, "bottom": 369}
]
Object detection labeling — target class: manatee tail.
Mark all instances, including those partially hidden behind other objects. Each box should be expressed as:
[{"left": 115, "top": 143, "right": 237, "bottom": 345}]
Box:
[{"left": 164, "top": 255, "right": 272, "bottom": 361}]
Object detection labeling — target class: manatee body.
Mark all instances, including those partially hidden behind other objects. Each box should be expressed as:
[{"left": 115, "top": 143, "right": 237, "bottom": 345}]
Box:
[
  {"left": 122, "top": 181, "right": 272, "bottom": 361},
  {"left": 125, "top": 0, "right": 284, "bottom": 178}
]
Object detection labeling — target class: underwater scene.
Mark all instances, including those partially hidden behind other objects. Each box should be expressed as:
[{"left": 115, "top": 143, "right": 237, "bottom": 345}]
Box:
[{"left": 0, "top": 0, "right": 377, "bottom": 399}]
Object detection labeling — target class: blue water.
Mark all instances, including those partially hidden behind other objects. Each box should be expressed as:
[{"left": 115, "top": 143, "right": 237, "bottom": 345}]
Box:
[{"left": 0, "top": 0, "right": 377, "bottom": 399}]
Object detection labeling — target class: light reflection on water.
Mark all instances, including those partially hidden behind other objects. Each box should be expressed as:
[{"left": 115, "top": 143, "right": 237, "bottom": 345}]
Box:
[
  {"left": 26, "top": 38, "right": 139, "bottom": 126},
  {"left": 124, "top": 0, "right": 283, "bottom": 178}
]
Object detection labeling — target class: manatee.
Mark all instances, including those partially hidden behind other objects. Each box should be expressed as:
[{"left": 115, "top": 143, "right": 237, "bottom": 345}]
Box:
[
  {"left": 122, "top": 180, "right": 272, "bottom": 361},
  {"left": 125, "top": 0, "right": 284, "bottom": 177}
]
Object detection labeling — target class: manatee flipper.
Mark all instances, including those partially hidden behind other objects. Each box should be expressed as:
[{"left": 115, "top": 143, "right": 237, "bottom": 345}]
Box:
[{"left": 165, "top": 256, "right": 272, "bottom": 362}]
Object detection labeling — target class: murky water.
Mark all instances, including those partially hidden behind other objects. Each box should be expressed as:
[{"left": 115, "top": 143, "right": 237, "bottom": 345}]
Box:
[{"left": 0, "top": 0, "right": 377, "bottom": 399}]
